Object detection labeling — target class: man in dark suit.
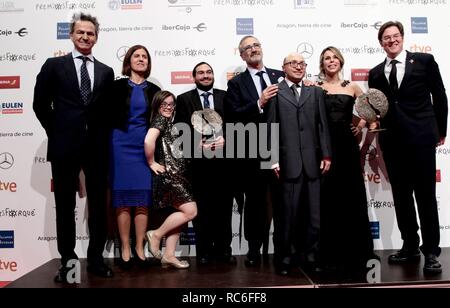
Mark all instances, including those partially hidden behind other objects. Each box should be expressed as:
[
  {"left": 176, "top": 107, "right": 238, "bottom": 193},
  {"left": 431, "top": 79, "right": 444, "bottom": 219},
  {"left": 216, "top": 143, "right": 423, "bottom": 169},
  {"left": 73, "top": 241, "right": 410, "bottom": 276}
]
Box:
[
  {"left": 266, "top": 52, "right": 331, "bottom": 275},
  {"left": 226, "top": 36, "right": 284, "bottom": 266},
  {"left": 175, "top": 62, "right": 235, "bottom": 264},
  {"left": 33, "top": 12, "right": 114, "bottom": 282},
  {"left": 369, "top": 21, "right": 447, "bottom": 274}
]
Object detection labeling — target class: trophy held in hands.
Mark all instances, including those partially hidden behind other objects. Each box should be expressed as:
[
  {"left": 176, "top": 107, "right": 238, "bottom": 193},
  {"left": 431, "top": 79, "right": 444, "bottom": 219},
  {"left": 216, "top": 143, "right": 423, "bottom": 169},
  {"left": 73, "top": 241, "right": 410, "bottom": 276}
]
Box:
[{"left": 355, "top": 88, "right": 389, "bottom": 133}]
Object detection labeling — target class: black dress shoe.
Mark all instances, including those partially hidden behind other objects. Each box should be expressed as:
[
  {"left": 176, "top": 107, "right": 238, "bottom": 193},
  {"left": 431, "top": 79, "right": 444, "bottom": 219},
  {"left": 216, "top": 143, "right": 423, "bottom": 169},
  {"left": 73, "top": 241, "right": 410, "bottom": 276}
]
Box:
[
  {"left": 197, "top": 255, "right": 211, "bottom": 265},
  {"left": 388, "top": 249, "right": 421, "bottom": 264},
  {"left": 217, "top": 254, "right": 237, "bottom": 265},
  {"left": 245, "top": 253, "right": 261, "bottom": 267},
  {"left": 275, "top": 263, "right": 290, "bottom": 276},
  {"left": 87, "top": 262, "right": 114, "bottom": 278},
  {"left": 54, "top": 266, "right": 69, "bottom": 283},
  {"left": 423, "top": 254, "right": 442, "bottom": 274}
]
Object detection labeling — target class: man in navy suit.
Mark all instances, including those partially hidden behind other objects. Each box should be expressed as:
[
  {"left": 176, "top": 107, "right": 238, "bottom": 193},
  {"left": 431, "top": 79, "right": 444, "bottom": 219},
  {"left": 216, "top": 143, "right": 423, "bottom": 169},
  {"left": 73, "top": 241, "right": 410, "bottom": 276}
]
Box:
[
  {"left": 369, "top": 21, "right": 447, "bottom": 274},
  {"left": 175, "top": 62, "right": 235, "bottom": 265},
  {"left": 266, "top": 52, "right": 331, "bottom": 275},
  {"left": 226, "top": 36, "right": 284, "bottom": 266},
  {"left": 33, "top": 12, "right": 114, "bottom": 282}
]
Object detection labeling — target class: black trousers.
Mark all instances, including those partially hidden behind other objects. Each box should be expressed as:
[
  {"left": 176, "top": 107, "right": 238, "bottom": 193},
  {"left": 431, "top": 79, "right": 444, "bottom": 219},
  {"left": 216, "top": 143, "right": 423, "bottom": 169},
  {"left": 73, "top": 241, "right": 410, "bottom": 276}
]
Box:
[
  {"left": 191, "top": 159, "right": 234, "bottom": 258},
  {"left": 51, "top": 152, "right": 108, "bottom": 266},
  {"left": 383, "top": 144, "right": 441, "bottom": 256},
  {"left": 276, "top": 173, "right": 320, "bottom": 265}
]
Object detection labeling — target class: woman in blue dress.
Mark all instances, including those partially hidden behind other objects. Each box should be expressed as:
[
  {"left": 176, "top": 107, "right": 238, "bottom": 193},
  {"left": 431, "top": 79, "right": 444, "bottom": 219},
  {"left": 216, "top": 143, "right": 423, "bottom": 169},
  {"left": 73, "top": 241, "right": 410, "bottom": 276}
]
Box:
[{"left": 110, "top": 45, "right": 160, "bottom": 268}]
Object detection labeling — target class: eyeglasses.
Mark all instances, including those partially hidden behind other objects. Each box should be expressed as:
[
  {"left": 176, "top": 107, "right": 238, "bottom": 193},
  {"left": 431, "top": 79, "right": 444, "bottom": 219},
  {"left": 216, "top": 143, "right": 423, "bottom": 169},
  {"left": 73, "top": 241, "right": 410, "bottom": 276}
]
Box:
[
  {"left": 161, "top": 102, "right": 176, "bottom": 109},
  {"left": 381, "top": 33, "right": 402, "bottom": 42},
  {"left": 284, "top": 61, "right": 307, "bottom": 69},
  {"left": 241, "top": 42, "right": 261, "bottom": 53}
]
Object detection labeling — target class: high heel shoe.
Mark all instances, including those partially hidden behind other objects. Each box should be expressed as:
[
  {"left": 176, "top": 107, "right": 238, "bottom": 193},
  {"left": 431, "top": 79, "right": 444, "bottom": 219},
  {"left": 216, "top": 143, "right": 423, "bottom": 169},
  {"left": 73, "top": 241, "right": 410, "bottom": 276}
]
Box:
[
  {"left": 161, "top": 256, "right": 190, "bottom": 269},
  {"left": 145, "top": 230, "right": 162, "bottom": 260}
]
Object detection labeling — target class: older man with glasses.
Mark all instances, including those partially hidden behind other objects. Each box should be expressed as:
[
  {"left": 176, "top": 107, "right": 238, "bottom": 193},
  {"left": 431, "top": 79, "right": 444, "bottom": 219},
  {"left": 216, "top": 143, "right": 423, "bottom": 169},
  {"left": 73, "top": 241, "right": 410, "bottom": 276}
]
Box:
[
  {"left": 265, "top": 52, "right": 331, "bottom": 275},
  {"left": 225, "top": 35, "right": 284, "bottom": 267}
]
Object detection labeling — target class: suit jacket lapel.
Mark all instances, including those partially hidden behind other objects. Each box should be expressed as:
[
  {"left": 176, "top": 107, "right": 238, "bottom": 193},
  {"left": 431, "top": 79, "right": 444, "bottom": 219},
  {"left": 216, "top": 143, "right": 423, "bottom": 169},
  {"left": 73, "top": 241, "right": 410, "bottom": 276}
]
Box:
[
  {"left": 278, "top": 81, "right": 299, "bottom": 108},
  {"left": 64, "top": 53, "right": 83, "bottom": 103},
  {"left": 213, "top": 89, "right": 225, "bottom": 116},
  {"left": 242, "top": 69, "right": 260, "bottom": 101},
  {"left": 266, "top": 68, "right": 281, "bottom": 85},
  {"left": 90, "top": 58, "right": 103, "bottom": 104},
  {"left": 400, "top": 51, "right": 414, "bottom": 91},
  {"left": 298, "top": 84, "right": 311, "bottom": 108},
  {"left": 190, "top": 89, "right": 203, "bottom": 111}
]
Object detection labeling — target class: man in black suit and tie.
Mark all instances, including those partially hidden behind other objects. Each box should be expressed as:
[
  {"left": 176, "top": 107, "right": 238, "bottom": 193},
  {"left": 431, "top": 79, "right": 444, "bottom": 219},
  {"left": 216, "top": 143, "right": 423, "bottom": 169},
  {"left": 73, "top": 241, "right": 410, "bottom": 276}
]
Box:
[
  {"left": 266, "top": 52, "right": 331, "bottom": 275},
  {"left": 175, "top": 62, "right": 236, "bottom": 265},
  {"left": 226, "top": 36, "right": 284, "bottom": 266},
  {"left": 369, "top": 21, "right": 447, "bottom": 274},
  {"left": 33, "top": 12, "right": 114, "bottom": 282}
]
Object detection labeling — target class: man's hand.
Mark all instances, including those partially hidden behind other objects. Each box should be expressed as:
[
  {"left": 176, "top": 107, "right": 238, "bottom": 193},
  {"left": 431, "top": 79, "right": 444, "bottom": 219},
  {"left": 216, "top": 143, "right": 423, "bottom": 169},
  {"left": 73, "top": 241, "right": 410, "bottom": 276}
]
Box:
[
  {"left": 259, "top": 84, "right": 278, "bottom": 109},
  {"left": 271, "top": 163, "right": 280, "bottom": 179},
  {"left": 437, "top": 137, "right": 446, "bottom": 147},
  {"left": 202, "top": 135, "right": 225, "bottom": 151},
  {"left": 320, "top": 159, "right": 331, "bottom": 174}
]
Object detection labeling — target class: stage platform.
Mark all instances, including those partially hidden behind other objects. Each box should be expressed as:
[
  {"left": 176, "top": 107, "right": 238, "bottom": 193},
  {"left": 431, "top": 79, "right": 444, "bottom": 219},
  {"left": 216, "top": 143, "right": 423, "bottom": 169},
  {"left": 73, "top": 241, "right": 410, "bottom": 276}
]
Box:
[{"left": 5, "top": 249, "right": 450, "bottom": 288}]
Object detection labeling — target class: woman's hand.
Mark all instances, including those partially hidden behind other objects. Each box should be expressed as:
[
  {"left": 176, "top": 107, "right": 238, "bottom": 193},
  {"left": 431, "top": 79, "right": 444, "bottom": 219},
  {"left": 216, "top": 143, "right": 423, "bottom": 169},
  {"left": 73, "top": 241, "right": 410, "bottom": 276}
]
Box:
[{"left": 150, "top": 162, "right": 166, "bottom": 175}]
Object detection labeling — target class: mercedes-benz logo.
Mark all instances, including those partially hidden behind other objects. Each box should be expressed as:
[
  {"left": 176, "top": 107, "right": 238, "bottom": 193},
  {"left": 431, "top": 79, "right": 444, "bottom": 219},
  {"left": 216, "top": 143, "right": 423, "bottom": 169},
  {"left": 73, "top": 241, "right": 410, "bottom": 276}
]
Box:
[
  {"left": 0, "top": 152, "right": 14, "bottom": 170},
  {"left": 168, "top": 0, "right": 178, "bottom": 4},
  {"left": 116, "top": 46, "right": 129, "bottom": 62},
  {"left": 296, "top": 42, "right": 313, "bottom": 59}
]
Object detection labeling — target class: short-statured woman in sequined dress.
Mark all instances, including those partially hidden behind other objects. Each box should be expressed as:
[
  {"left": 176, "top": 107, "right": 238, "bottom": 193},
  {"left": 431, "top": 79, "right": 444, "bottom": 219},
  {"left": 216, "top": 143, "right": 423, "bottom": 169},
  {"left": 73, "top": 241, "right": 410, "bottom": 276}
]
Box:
[
  {"left": 144, "top": 91, "right": 198, "bottom": 269},
  {"left": 109, "top": 45, "right": 160, "bottom": 269},
  {"left": 317, "top": 46, "right": 376, "bottom": 271}
]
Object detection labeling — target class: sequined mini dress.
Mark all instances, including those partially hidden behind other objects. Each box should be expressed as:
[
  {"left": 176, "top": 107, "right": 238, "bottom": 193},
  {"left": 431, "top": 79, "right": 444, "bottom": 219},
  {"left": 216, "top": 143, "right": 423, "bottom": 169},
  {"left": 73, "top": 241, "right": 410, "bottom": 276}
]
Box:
[{"left": 150, "top": 114, "right": 193, "bottom": 209}]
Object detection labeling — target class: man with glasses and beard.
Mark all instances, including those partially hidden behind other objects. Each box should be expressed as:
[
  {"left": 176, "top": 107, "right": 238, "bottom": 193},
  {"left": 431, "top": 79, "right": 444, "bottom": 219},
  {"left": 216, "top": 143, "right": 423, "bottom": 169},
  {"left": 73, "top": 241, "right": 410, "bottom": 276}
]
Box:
[
  {"left": 175, "top": 62, "right": 236, "bottom": 265},
  {"left": 226, "top": 35, "right": 284, "bottom": 267}
]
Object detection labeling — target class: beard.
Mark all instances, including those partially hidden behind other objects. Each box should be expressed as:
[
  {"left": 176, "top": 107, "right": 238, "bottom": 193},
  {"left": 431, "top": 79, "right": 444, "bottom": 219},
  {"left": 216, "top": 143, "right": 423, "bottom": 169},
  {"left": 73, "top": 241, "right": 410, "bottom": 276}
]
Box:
[{"left": 195, "top": 78, "right": 214, "bottom": 92}]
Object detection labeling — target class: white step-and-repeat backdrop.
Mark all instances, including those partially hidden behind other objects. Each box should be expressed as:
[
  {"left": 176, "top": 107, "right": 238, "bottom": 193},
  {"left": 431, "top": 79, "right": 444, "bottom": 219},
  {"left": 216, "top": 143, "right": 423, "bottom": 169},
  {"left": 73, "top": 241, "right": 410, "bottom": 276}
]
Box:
[{"left": 1, "top": 0, "right": 449, "bottom": 281}]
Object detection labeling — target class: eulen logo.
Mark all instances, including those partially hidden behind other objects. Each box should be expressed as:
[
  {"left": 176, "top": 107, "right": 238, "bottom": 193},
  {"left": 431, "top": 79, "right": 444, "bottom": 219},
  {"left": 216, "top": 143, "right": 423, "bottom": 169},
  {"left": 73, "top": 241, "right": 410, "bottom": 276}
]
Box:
[
  {"left": 109, "top": 0, "right": 143, "bottom": 10},
  {"left": 0, "top": 152, "right": 14, "bottom": 169},
  {"left": 0, "top": 76, "right": 20, "bottom": 89},
  {"left": 351, "top": 68, "right": 369, "bottom": 81},
  {"left": 171, "top": 71, "right": 194, "bottom": 84},
  {"left": 1, "top": 102, "right": 23, "bottom": 114}
]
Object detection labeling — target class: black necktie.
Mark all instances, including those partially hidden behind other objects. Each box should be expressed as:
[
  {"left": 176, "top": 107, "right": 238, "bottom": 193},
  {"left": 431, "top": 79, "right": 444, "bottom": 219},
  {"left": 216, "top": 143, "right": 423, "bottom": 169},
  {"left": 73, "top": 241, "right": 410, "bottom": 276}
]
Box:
[
  {"left": 291, "top": 83, "right": 300, "bottom": 102},
  {"left": 389, "top": 59, "right": 399, "bottom": 97},
  {"left": 255, "top": 71, "right": 268, "bottom": 94},
  {"left": 201, "top": 92, "right": 211, "bottom": 109},
  {"left": 78, "top": 56, "right": 92, "bottom": 104}
]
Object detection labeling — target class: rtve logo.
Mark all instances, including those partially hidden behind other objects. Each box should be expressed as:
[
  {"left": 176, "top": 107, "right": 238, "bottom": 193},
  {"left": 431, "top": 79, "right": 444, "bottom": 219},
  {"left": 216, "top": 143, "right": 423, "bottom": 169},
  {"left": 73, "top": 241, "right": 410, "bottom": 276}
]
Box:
[{"left": 0, "top": 259, "right": 17, "bottom": 272}]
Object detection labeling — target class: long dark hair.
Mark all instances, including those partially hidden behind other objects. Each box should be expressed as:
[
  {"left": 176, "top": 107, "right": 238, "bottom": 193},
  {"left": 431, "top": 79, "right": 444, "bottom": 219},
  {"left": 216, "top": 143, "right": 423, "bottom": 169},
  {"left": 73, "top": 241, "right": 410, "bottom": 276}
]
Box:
[{"left": 150, "top": 90, "right": 177, "bottom": 123}]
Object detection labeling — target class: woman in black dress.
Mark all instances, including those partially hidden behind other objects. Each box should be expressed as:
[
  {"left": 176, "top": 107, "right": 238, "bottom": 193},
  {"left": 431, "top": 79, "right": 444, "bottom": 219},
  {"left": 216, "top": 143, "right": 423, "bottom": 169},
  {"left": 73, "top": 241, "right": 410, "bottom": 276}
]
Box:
[
  {"left": 317, "top": 46, "right": 376, "bottom": 270},
  {"left": 144, "top": 91, "right": 197, "bottom": 269}
]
